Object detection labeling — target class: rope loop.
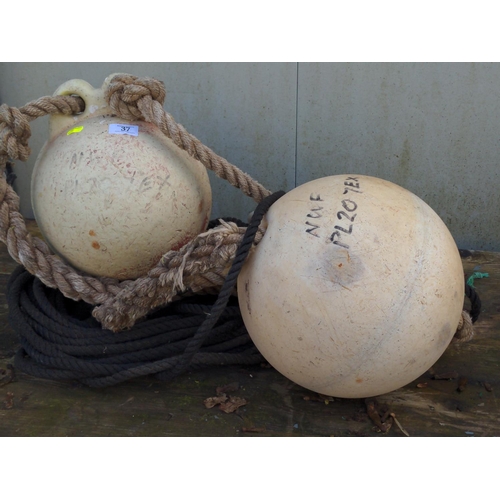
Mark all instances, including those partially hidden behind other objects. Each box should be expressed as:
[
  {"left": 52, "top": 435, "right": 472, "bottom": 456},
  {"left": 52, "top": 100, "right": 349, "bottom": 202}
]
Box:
[
  {"left": 453, "top": 310, "right": 474, "bottom": 343},
  {"left": 0, "top": 95, "right": 86, "bottom": 165},
  {"left": 0, "top": 104, "right": 32, "bottom": 161},
  {"left": 105, "top": 74, "right": 167, "bottom": 121}
]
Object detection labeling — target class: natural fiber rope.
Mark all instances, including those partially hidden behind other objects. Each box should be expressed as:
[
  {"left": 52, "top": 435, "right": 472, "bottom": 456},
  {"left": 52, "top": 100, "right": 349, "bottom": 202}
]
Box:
[
  {"left": 0, "top": 73, "right": 480, "bottom": 342},
  {"left": 8, "top": 191, "right": 284, "bottom": 387},
  {"left": 452, "top": 283, "right": 482, "bottom": 343},
  {"left": 0, "top": 74, "right": 271, "bottom": 331},
  {"left": 105, "top": 75, "right": 271, "bottom": 203}
]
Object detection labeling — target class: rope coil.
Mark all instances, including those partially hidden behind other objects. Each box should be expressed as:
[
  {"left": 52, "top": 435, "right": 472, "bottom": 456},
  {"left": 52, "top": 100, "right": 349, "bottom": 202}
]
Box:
[{"left": 8, "top": 191, "right": 284, "bottom": 387}]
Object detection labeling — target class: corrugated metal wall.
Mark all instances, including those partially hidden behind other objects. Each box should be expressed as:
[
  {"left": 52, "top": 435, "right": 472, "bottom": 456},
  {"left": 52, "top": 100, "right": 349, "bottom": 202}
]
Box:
[{"left": 1, "top": 62, "right": 499, "bottom": 251}]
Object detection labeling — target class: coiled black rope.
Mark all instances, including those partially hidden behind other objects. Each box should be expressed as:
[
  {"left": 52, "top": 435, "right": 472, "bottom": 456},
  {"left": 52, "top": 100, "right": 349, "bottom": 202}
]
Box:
[
  {"left": 464, "top": 283, "right": 481, "bottom": 323},
  {"left": 8, "top": 191, "right": 286, "bottom": 388}
]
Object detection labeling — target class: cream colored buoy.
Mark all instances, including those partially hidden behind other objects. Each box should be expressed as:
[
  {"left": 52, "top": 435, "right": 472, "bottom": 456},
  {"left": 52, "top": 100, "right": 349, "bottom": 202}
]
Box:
[
  {"left": 237, "top": 175, "right": 464, "bottom": 398},
  {"left": 31, "top": 75, "right": 212, "bottom": 280}
]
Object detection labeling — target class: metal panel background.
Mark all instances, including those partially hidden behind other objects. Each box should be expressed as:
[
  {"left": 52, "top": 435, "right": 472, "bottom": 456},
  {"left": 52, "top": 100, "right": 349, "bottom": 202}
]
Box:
[
  {"left": 0, "top": 62, "right": 297, "bottom": 222},
  {"left": 1, "top": 62, "right": 499, "bottom": 251},
  {"left": 296, "top": 62, "right": 500, "bottom": 251}
]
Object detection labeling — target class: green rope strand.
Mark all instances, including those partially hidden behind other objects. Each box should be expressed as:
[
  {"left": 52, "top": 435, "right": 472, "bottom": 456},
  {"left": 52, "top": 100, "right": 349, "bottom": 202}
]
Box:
[{"left": 466, "top": 272, "right": 489, "bottom": 288}]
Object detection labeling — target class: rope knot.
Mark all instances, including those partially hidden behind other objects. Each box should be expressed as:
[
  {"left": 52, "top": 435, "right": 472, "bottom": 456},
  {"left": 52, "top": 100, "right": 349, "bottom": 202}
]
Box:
[
  {"left": 0, "top": 104, "right": 31, "bottom": 162},
  {"left": 105, "top": 74, "right": 166, "bottom": 121}
]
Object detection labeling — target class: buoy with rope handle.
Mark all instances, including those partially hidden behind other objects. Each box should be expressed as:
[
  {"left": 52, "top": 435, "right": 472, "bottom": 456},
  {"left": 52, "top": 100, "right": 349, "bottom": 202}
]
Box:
[
  {"left": 237, "top": 175, "right": 465, "bottom": 398},
  {"left": 31, "top": 74, "right": 212, "bottom": 280}
]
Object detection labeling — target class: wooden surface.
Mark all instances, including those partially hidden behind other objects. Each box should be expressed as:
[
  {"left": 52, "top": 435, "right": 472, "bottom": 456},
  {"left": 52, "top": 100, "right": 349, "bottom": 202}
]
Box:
[{"left": 0, "top": 224, "right": 498, "bottom": 437}]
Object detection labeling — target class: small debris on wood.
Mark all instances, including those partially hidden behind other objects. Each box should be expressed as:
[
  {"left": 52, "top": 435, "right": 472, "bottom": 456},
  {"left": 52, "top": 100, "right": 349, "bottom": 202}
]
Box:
[
  {"left": 457, "top": 377, "right": 468, "bottom": 392},
  {"left": 365, "top": 398, "right": 392, "bottom": 433},
  {"left": 242, "top": 427, "right": 266, "bottom": 433},
  {"left": 364, "top": 399, "right": 409, "bottom": 436},
  {"left": 219, "top": 396, "right": 248, "bottom": 414},
  {"left": 376, "top": 400, "right": 392, "bottom": 423},
  {"left": 204, "top": 395, "right": 228, "bottom": 409},
  {"left": 390, "top": 413, "right": 410, "bottom": 437},
  {"left": 303, "top": 393, "right": 335, "bottom": 404},
  {"left": 416, "top": 382, "right": 428, "bottom": 388},
  {"left": 483, "top": 382, "right": 493, "bottom": 392},
  {"left": 4, "top": 392, "right": 14, "bottom": 409},
  {"left": 432, "top": 371, "right": 459, "bottom": 380},
  {"left": 204, "top": 384, "right": 248, "bottom": 413}
]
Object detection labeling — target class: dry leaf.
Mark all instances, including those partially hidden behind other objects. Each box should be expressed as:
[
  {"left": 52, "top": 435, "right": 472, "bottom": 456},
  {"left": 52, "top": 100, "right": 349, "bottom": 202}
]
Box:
[
  {"left": 365, "top": 398, "right": 392, "bottom": 433},
  {"left": 204, "top": 395, "right": 228, "bottom": 409},
  {"left": 219, "top": 396, "right": 248, "bottom": 413}
]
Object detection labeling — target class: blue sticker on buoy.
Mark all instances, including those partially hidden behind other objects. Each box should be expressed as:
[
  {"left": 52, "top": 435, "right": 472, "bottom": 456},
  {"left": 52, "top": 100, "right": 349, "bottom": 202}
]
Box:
[{"left": 109, "top": 124, "right": 139, "bottom": 136}]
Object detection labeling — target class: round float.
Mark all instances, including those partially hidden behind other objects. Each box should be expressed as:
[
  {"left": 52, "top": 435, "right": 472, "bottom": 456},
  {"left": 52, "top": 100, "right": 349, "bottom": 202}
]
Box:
[
  {"left": 237, "top": 175, "right": 464, "bottom": 398},
  {"left": 31, "top": 76, "right": 212, "bottom": 280}
]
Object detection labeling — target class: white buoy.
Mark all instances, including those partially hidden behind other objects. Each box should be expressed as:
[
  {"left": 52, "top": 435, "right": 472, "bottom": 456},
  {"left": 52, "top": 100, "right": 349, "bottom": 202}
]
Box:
[
  {"left": 31, "top": 75, "right": 212, "bottom": 280},
  {"left": 237, "top": 175, "right": 464, "bottom": 398}
]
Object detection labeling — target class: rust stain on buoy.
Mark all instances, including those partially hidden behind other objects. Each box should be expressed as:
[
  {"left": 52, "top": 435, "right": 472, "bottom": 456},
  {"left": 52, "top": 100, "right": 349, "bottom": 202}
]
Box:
[
  {"left": 91, "top": 241, "right": 101, "bottom": 250},
  {"left": 170, "top": 234, "right": 194, "bottom": 252}
]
